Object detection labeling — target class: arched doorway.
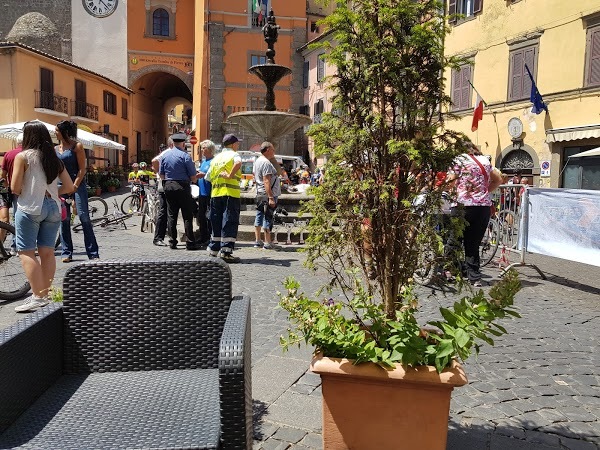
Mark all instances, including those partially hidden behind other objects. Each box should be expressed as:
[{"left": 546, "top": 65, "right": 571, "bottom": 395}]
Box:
[
  {"left": 497, "top": 144, "right": 540, "bottom": 176},
  {"left": 129, "top": 66, "right": 192, "bottom": 164}
]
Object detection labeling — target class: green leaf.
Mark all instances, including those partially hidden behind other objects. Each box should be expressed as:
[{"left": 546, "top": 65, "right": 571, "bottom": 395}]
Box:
[
  {"left": 436, "top": 339, "right": 454, "bottom": 358},
  {"left": 454, "top": 328, "right": 470, "bottom": 348}
]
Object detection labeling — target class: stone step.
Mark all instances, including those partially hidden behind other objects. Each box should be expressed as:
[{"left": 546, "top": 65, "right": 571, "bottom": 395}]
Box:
[{"left": 238, "top": 209, "right": 312, "bottom": 226}]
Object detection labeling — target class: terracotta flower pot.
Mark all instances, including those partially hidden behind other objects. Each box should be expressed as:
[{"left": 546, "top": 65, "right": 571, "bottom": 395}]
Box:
[{"left": 310, "top": 354, "right": 468, "bottom": 450}]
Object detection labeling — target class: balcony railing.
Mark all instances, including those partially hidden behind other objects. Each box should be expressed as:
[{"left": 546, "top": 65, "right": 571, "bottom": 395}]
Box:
[
  {"left": 35, "top": 90, "right": 68, "bottom": 114},
  {"left": 313, "top": 114, "right": 322, "bottom": 124},
  {"left": 70, "top": 100, "right": 99, "bottom": 121}
]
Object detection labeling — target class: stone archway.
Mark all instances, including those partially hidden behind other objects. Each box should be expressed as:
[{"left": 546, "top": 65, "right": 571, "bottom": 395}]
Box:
[
  {"left": 496, "top": 143, "right": 540, "bottom": 175},
  {"left": 129, "top": 64, "right": 193, "bottom": 93}
]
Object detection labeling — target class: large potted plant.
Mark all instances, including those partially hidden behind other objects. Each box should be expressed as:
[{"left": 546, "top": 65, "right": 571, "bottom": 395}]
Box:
[{"left": 278, "top": 1, "right": 521, "bottom": 449}]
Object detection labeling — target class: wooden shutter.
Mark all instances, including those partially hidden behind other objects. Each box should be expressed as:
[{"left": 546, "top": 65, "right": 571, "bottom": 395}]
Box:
[
  {"left": 40, "top": 68, "right": 53, "bottom": 95},
  {"left": 451, "top": 68, "right": 461, "bottom": 109},
  {"left": 473, "top": 0, "right": 483, "bottom": 14},
  {"left": 303, "top": 61, "right": 309, "bottom": 88},
  {"left": 460, "top": 65, "right": 472, "bottom": 109},
  {"left": 588, "top": 27, "right": 600, "bottom": 86},
  {"left": 523, "top": 47, "right": 536, "bottom": 99},
  {"left": 448, "top": 0, "right": 457, "bottom": 17},
  {"left": 75, "top": 80, "right": 86, "bottom": 103},
  {"left": 509, "top": 50, "right": 523, "bottom": 100}
]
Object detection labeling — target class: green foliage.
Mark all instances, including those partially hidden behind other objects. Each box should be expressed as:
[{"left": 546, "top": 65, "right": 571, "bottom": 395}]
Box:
[
  {"left": 279, "top": 0, "right": 523, "bottom": 372},
  {"left": 47, "top": 286, "right": 63, "bottom": 303},
  {"left": 302, "top": 0, "right": 472, "bottom": 316},
  {"left": 279, "top": 270, "right": 521, "bottom": 372}
]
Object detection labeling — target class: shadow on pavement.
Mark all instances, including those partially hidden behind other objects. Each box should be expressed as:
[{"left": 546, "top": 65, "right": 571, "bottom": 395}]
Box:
[
  {"left": 544, "top": 274, "right": 600, "bottom": 296},
  {"left": 252, "top": 399, "right": 269, "bottom": 441},
  {"left": 447, "top": 419, "right": 598, "bottom": 450},
  {"left": 239, "top": 258, "right": 294, "bottom": 267}
]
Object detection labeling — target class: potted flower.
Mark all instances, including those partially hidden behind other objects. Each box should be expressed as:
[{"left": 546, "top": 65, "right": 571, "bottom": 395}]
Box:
[
  {"left": 278, "top": 1, "right": 522, "bottom": 449},
  {"left": 106, "top": 177, "right": 120, "bottom": 192}
]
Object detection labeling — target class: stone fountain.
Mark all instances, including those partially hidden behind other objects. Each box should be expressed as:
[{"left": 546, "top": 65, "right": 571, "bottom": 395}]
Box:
[{"left": 227, "top": 9, "right": 312, "bottom": 144}]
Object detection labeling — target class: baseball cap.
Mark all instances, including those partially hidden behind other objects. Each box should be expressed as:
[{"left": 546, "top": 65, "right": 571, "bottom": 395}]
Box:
[
  {"left": 170, "top": 132, "right": 188, "bottom": 142},
  {"left": 222, "top": 134, "right": 241, "bottom": 146}
]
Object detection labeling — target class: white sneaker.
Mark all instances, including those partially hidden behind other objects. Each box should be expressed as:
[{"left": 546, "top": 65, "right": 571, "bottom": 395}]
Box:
[
  {"left": 15, "top": 295, "right": 49, "bottom": 313},
  {"left": 208, "top": 250, "right": 219, "bottom": 257},
  {"left": 253, "top": 240, "right": 264, "bottom": 248},
  {"left": 263, "top": 243, "right": 281, "bottom": 250}
]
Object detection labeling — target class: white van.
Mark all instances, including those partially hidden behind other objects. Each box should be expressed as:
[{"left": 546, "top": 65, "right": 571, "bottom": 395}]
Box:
[{"left": 236, "top": 151, "right": 307, "bottom": 183}]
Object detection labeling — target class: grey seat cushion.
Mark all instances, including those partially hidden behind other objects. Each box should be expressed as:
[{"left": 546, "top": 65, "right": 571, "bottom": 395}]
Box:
[{"left": 0, "top": 369, "right": 220, "bottom": 449}]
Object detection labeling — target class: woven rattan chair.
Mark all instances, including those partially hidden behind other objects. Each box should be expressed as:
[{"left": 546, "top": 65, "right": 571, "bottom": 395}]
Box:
[{"left": 0, "top": 258, "right": 252, "bottom": 449}]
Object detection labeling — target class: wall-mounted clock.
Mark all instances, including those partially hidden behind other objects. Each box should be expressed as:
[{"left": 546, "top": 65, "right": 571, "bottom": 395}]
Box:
[
  {"left": 82, "top": 0, "right": 118, "bottom": 18},
  {"left": 508, "top": 117, "right": 523, "bottom": 139}
]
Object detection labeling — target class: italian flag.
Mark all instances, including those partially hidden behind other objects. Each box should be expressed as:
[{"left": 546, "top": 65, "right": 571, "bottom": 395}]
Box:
[{"left": 471, "top": 94, "right": 484, "bottom": 132}]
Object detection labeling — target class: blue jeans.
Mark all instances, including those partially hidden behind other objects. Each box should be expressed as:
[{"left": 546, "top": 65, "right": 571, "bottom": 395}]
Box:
[
  {"left": 60, "top": 184, "right": 99, "bottom": 259},
  {"left": 15, "top": 197, "right": 61, "bottom": 250},
  {"left": 209, "top": 196, "right": 240, "bottom": 254}
]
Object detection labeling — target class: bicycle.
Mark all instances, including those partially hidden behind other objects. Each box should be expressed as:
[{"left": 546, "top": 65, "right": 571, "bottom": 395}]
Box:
[
  {"left": 0, "top": 221, "right": 30, "bottom": 300},
  {"left": 121, "top": 182, "right": 147, "bottom": 215},
  {"left": 479, "top": 217, "right": 500, "bottom": 267},
  {"left": 140, "top": 185, "right": 159, "bottom": 233},
  {"left": 55, "top": 195, "right": 109, "bottom": 249}
]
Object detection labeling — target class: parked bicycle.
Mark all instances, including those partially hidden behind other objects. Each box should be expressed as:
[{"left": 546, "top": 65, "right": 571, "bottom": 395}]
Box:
[
  {"left": 140, "top": 184, "right": 159, "bottom": 233},
  {"left": 121, "top": 182, "right": 147, "bottom": 215},
  {"left": 54, "top": 196, "right": 109, "bottom": 249}
]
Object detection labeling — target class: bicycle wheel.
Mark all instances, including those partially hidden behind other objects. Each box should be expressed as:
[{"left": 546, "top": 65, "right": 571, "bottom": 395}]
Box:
[
  {"left": 0, "top": 221, "right": 31, "bottom": 300},
  {"left": 140, "top": 202, "right": 149, "bottom": 232},
  {"left": 73, "top": 216, "right": 108, "bottom": 233},
  {"left": 121, "top": 195, "right": 141, "bottom": 215},
  {"left": 480, "top": 218, "right": 499, "bottom": 267},
  {"left": 414, "top": 245, "right": 436, "bottom": 286},
  {"left": 88, "top": 196, "right": 109, "bottom": 218},
  {"left": 102, "top": 213, "right": 133, "bottom": 230},
  {"left": 497, "top": 209, "right": 519, "bottom": 249}
]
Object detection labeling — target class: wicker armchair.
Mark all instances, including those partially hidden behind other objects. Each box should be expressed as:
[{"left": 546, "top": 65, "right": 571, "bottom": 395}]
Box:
[{"left": 0, "top": 258, "right": 252, "bottom": 449}]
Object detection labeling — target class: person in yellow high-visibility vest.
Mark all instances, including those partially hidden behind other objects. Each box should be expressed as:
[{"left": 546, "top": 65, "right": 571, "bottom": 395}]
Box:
[{"left": 206, "top": 134, "right": 242, "bottom": 263}]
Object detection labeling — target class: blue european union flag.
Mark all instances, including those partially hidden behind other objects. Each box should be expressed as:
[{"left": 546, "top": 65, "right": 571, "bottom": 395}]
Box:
[{"left": 525, "top": 64, "right": 548, "bottom": 114}]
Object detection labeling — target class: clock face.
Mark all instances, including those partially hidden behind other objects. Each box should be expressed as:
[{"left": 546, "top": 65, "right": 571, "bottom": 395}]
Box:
[{"left": 82, "top": 0, "right": 118, "bottom": 18}]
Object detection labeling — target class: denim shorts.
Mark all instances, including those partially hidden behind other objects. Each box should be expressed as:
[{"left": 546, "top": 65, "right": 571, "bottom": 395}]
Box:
[
  {"left": 15, "top": 197, "right": 61, "bottom": 251},
  {"left": 254, "top": 197, "right": 277, "bottom": 231}
]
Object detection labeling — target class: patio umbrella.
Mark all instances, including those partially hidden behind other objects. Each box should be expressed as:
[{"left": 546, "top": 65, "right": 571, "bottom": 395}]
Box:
[
  {"left": 570, "top": 147, "right": 600, "bottom": 158},
  {"left": 0, "top": 120, "right": 125, "bottom": 150}
]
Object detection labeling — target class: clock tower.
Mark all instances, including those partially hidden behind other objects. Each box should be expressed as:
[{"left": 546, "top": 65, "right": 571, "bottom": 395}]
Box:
[{"left": 72, "top": 0, "right": 128, "bottom": 86}]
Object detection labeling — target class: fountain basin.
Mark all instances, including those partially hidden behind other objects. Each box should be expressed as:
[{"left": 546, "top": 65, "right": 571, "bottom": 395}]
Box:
[{"left": 227, "top": 111, "right": 312, "bottom": 142}]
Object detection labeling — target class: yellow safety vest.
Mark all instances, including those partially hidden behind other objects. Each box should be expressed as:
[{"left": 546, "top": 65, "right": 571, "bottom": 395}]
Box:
[{"left": 208, "top": 149, "right": 241, "bottom": 198}]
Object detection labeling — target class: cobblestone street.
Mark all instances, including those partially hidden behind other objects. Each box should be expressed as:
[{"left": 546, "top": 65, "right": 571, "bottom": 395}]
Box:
[{"left": 1, "top": 191, "right": 599, "bottom": 449}]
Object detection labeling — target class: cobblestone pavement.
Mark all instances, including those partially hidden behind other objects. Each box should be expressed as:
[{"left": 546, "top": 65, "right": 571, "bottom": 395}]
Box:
[{"left": 1, "top": 190, "right": 599, "bottom": 449}]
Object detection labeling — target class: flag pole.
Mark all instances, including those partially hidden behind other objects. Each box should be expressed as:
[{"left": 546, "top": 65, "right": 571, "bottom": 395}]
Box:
[{"left": 467, "top": 80, "right": 488, "bottom": 107}]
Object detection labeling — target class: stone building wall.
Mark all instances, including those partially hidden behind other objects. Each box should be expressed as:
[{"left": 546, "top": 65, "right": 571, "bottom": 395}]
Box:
[{"left": 0, "top": 0, "right": 71, "bottom": 59}]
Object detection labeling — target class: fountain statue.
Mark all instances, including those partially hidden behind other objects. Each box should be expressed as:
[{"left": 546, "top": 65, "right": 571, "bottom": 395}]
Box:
[{"left": 226, "top": 9, "right": 312, "bottom": 144}]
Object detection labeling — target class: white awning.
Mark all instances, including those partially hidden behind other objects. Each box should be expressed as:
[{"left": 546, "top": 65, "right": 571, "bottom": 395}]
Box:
[{"left": 546, "top": 124, "right": 600, "bottom": 143}]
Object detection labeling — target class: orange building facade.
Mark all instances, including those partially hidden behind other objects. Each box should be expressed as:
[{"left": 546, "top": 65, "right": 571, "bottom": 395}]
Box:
[{"left": 0, "top": 42, "right": 132, "bottom": 166}]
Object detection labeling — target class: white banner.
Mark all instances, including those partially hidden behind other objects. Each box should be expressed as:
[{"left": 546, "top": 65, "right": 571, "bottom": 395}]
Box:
[{"left": 526, "top": 188, "right": 600, "bottom": 267}]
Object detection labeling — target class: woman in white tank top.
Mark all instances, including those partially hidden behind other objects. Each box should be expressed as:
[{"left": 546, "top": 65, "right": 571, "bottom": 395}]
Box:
[{"left": 10, "top": 121, "right": 74, "bottom": 313}]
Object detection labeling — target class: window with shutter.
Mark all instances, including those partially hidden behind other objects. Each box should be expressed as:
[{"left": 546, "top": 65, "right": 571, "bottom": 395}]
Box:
[
  {"left": 40, "top": 68, "right": 54, "bottom": 110},
  {"left": 508, "top": 44, "right": 538, "bottom": 101},
  {"left": 317, "top": 55, "right": 325, "bottom": 82},
  {"left": 451, "top": 64, "right": 472, "bottom": 110},
  {"left": 585, "top": 26, "right": 600, "bottom": 87},
  {"left": 473, "top": 0, "right": 483, "bottom": 14},
  {"left": 448, "top": 0, "right": 457, "bottom": 17},
  {"left": 303, "top": 61, "right": 309, "bottom": 88}
]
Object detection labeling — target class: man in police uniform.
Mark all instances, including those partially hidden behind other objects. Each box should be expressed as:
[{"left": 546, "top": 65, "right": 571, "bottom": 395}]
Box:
[
  {"left": 158, "top": 133, "right": 203, "bottom": 250},
  {"left": 206, "top": 133, "right": 242, "bottom": 263}
]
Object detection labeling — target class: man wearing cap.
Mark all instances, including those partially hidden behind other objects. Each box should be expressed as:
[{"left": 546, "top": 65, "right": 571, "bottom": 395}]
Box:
[
  {"left": 159, "top": 133, "right": 204, "bottom": 250},
  {"left": 150, "top": 138, "right": 174, "bottom": 246},
  {"left": 206, "top": 133, "right": 242, "bottom": 263}
]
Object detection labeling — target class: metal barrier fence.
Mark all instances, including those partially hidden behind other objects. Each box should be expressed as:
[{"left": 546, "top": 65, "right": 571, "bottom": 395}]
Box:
[{"left": 489, "top": 184, "right": 546, "bottom": 278}]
